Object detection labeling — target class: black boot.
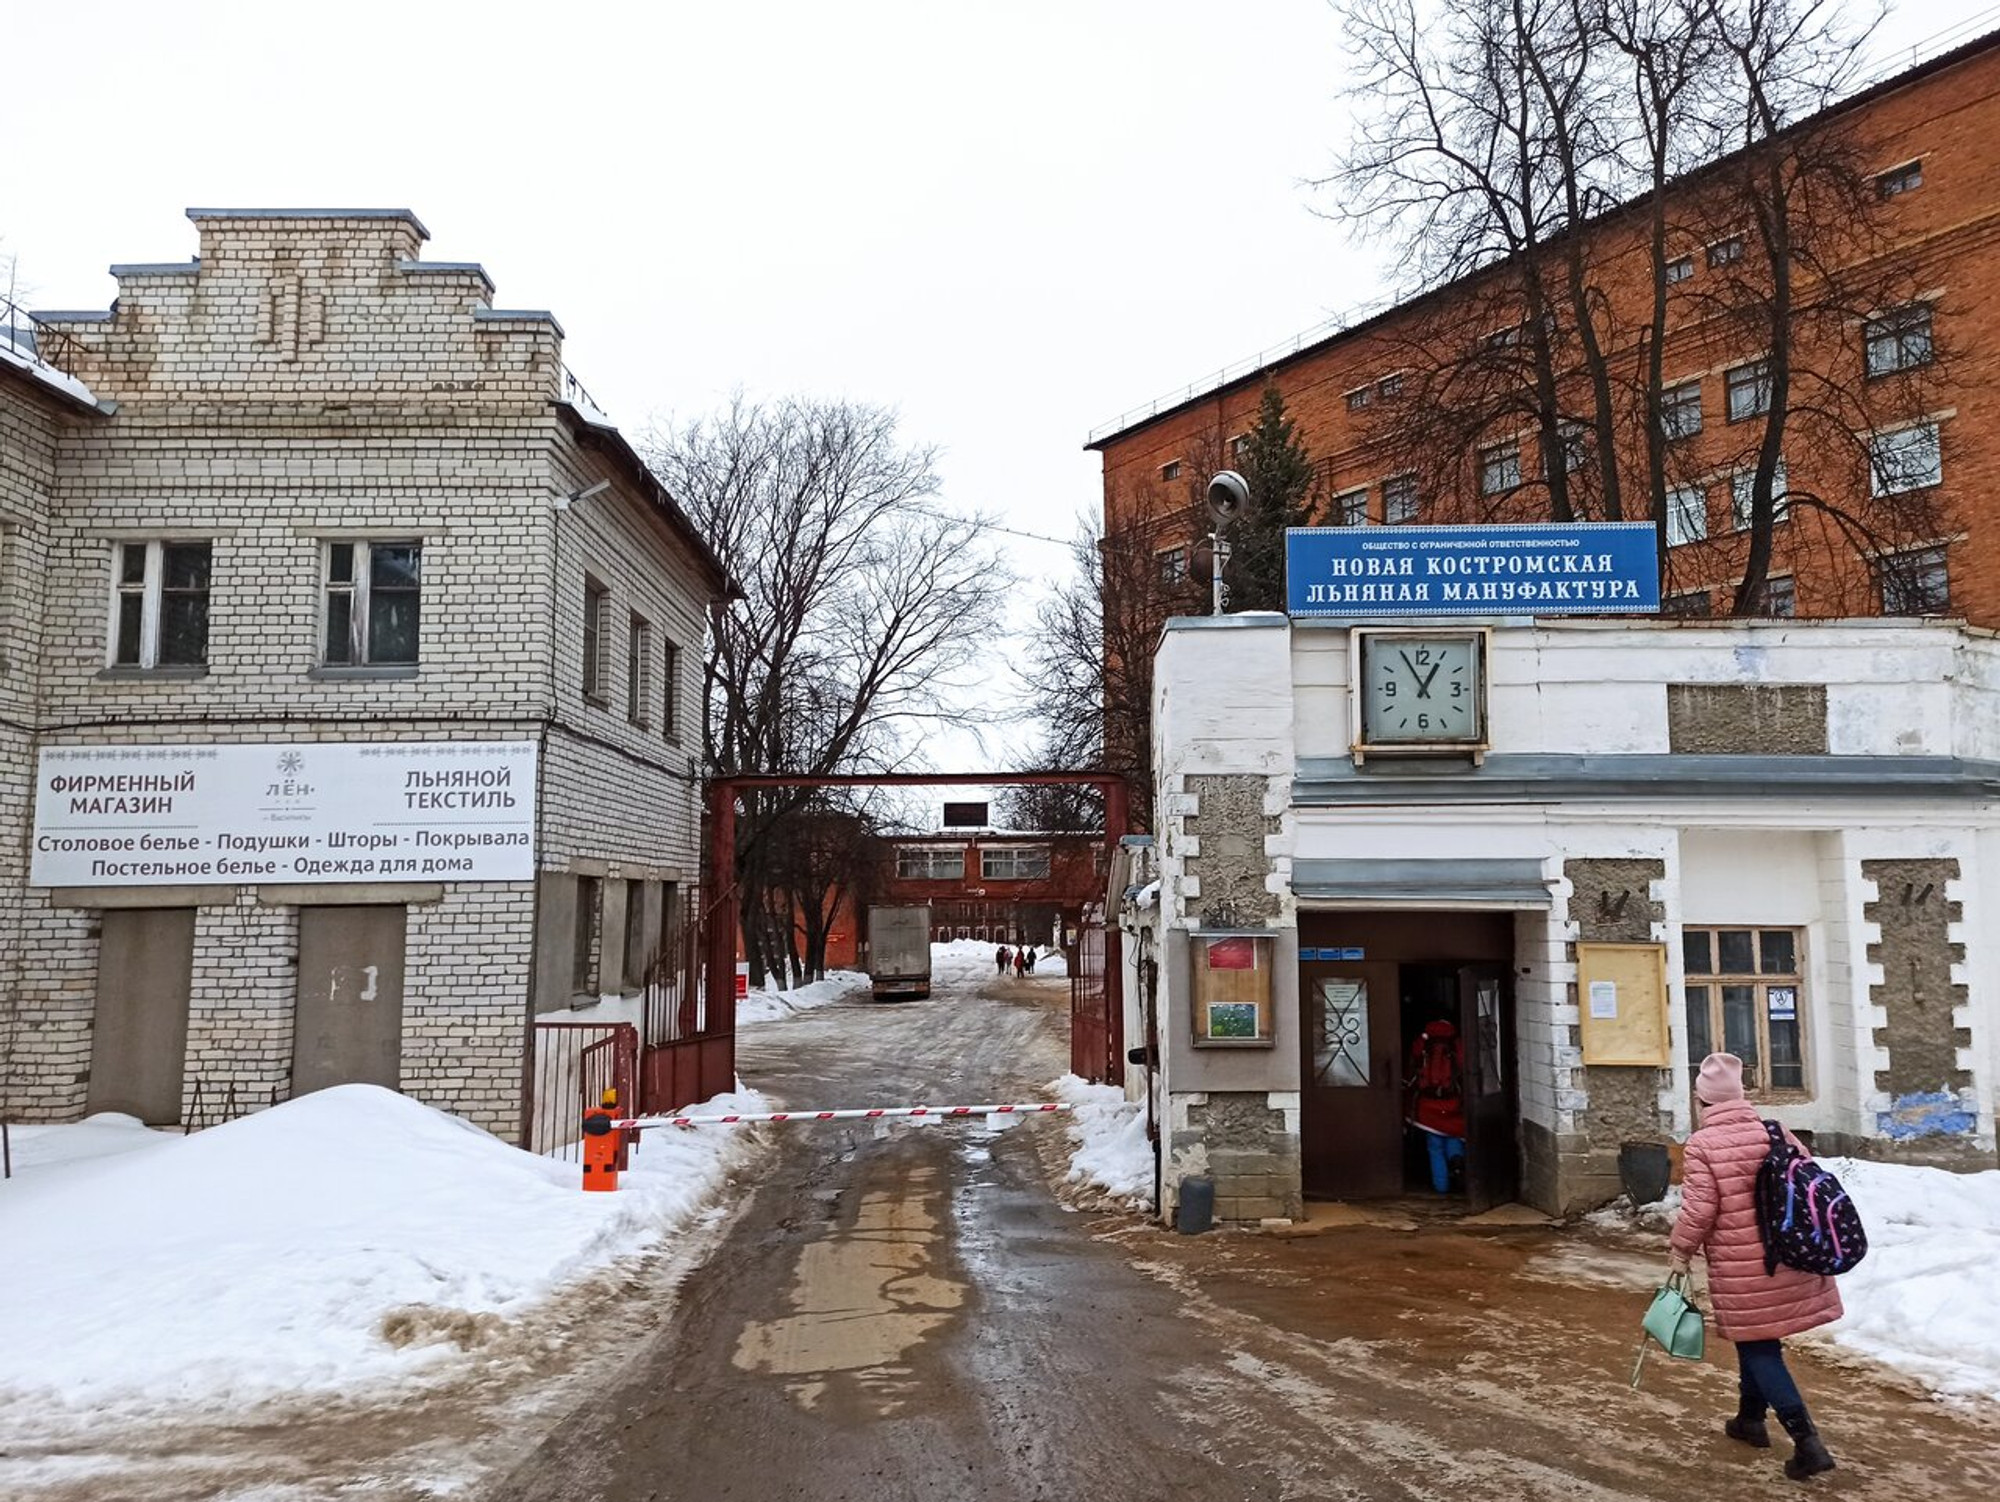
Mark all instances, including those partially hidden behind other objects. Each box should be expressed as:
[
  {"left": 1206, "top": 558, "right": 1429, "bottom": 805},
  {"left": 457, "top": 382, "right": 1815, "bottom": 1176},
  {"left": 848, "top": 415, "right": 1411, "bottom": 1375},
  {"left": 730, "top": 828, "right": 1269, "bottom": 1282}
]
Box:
[
  {"left": 1725, "top": 1406, "right": 1771, "bottom": 1448},
  {"left": 1779, "top": 1409, "right": 1836, "bottom": 1481}
]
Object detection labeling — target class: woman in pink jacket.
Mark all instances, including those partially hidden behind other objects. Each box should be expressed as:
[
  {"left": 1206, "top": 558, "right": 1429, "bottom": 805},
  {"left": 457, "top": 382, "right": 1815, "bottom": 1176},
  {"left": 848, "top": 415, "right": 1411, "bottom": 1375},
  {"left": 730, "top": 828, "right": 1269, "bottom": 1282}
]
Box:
[{"left": 1669, "top": 1053, "right": 1842, "bottom": 1481}]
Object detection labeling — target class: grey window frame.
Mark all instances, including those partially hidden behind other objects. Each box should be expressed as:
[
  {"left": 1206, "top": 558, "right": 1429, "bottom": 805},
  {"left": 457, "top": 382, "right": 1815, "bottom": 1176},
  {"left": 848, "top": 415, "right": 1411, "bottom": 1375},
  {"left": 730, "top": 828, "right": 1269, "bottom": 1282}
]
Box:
[
  {"left": 1865, "top": 304, "right": 1934, "bottom": 378},
  {"left": 1334, "top": 487, "right": 1370, "bottom": 527},
  {"left": 1661, "top": 380, "right": 1703, "bottom": 441},
  {"left": 627, "top": 612, "right": 651, "bottom": 727},
  {"left": 1478, "top": 442, "right": 1521, "bottom": 497},
  {"left": 321, "top": 538, "right": 420, "bottom": 668},
  {"left": 1878, "top": 545, "right": 1950, "bottom": 616},
  {"left": 1875, "top": 159, "right": 1923, "bottom": 199},
  {"left": 1725, "top": 360, "right": 1771, "bottom": 423},
  {"left": 981, "top": 846, "right": 1052, "bottom": 881},
  {"left": 1869, "top": 421, "right": 1942, "bottom": 497},
  {"left": 1383, "top": 473, "right": 1419, "bottom": 524},
  {"left": 581, "top": 577, "right": 609, "bottom": 702}
]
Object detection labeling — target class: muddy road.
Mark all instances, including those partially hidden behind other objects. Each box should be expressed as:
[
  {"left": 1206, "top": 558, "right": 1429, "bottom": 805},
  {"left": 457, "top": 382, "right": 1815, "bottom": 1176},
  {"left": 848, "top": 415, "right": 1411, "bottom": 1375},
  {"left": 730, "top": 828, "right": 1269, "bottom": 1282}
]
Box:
[{"left": 488, "top": 967, "right": 2000, "bottom": 1502}]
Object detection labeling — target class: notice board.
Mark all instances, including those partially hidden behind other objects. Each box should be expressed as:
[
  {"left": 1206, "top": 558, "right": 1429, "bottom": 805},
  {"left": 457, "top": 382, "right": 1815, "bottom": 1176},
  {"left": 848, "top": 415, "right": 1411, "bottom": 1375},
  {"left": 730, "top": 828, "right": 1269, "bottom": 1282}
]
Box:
[{"left": 1576, "top": 942, "right": 1671, "bottom": 1066}]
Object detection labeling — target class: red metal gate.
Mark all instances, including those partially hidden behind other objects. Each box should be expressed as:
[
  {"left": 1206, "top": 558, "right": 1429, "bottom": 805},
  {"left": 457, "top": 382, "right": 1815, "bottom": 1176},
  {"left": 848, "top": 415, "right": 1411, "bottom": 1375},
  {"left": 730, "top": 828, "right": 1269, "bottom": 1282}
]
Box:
[
  {"left": 638, "top": 892, "right": 737, "bottom": 1114},
  {"left": 1069, "top": 903, "right": 1122, "bottom": 1085},
  {"left": 527, "top": 1021, "right": 637, "bottom": 1159}
]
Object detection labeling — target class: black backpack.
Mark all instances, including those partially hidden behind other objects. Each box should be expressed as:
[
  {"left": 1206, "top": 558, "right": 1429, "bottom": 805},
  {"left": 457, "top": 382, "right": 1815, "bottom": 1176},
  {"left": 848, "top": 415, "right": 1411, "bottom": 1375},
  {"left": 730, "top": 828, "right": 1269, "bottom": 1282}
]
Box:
[{"left": 1753, "top": 1121, "right": 1867, "bottom": 1277}]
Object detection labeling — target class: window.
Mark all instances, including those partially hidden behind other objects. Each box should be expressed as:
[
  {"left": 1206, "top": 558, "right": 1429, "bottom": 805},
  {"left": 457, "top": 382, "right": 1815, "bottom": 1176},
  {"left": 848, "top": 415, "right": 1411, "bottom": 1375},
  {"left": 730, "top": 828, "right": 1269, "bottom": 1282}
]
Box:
[
  {"left": 1875, "top": 159, "right": 1923, "bottom": 199},
  {"left": 1158, "top": 545, "right": 1190, "bottom": 585},
  {"left": 1229, "top": 434, "right": 1250, "bottom": 458},
  {"left": 581, "top": 578, "right": 608, "bottom": 699},
  {"left": 1160, "top": 459, "right": 1182, "bottom": 482},
  {"left": 109, "top": 540, "right": 210, "bottom": 669},
  {"left": 1383, "top": 473, "right": 1419, "bottom": 524},
  {"left": 1666, "top": 255, "right": 1694, "bottom": 284},
  {"left": 662, "top": 638, "right": 681, "bottom": 742},
  {"left": 1730, "top": 461, "right": 1789, "bottom": 530},
  {"left": 1378, "top": 373, "right": 1404, "bottom": 400},
  {"left": 1661, "top": 380, "right": 1703, "bottom": 441},
  {"left": 627, "top": 614, "right": 651, "bottom": 726},
  {"left": 1663, "top": 589, "right": 1712, "bottom": 618},
  {"left": 1334, "top": 487, "right": 1369, "bottom": 527},
  {"left": 981, "top": 846, "right": 1051, "bottom": 881},
  {"left": 1878, "top": 545, "right": 1950, "bottom": 615},
  {"left": 1870, "top": 421, "right": 1942, "bottom": 496},
  {"left": 1725, "top": 360, "right": 1770, "bottom": 422},
  {"left": 1757, "top": 575, "right": 1796, "bottom": 617},
  {"left": 1666, "top": 485, "right": 1708, "bottom": 547},
  {"left": 1707, "top": 236, "right": 1744, "bottom": 268},
  {"left": 1479, "top": 442, "right": 1521, "bottom": 497},
  {"left": 1865, "top": 304, "right": 1934, "bottom": 377},
  {"left": 1683, "top": 927, "right": 1807, "bottom": 1095},
  {"left": 573, "top": 875, "right": 601, "bottom": 995},
  {"left": 623, "top": 878, "right": 648, "bottom": 987},
  {"left": 896, "top": 847, "right": 965, "bottom": 880},
  {"left": 1483, "top": 324, "right": 1523, "bottom": 350},
  {"left": 1345, "top": 386, "right": 1373, "bottom": 413},
  {"left": 323, "top": 540, "right": 419, "bottom": 667}
]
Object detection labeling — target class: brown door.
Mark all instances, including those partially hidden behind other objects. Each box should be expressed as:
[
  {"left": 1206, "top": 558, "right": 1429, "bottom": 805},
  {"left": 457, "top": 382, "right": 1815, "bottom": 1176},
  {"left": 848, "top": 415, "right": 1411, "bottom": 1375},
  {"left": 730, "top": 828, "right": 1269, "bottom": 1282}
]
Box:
[
  {"left": 1301, "top": 960, "right": 1403, "bottom": 1198},
  {"left": 293, "top": 906, "right": 407, "bottom": 1096},
  {"left": 88, "top": 907, "right": 196, "bottom": 1125},
  {"left": 1458, "top": 965, "right": 1518, "bottom": 1213}
]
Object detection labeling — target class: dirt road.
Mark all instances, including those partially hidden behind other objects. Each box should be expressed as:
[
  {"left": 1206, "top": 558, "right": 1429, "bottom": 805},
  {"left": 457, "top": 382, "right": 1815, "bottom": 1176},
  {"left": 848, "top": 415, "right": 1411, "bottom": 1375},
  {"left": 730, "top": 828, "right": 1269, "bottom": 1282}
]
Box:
[{"left": 487, "top": 967, "right": 2000, "bottom": 1502}]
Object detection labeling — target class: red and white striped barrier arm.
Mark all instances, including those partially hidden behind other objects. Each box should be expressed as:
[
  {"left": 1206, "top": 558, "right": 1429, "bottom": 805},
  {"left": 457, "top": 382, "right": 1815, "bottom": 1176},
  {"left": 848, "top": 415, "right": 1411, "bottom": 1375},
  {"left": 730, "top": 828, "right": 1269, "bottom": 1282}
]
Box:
[{"left": 614, "top": 1102, "right": 1072, "bottom": 1132}]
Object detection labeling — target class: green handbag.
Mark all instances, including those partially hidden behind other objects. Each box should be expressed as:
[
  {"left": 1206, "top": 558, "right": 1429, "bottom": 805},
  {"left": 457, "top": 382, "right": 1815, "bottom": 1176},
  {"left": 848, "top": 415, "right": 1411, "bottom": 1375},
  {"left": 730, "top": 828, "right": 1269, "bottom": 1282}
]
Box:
[{"left": 1631, "top": 1272, "right": 1706, "bottom": 1387}]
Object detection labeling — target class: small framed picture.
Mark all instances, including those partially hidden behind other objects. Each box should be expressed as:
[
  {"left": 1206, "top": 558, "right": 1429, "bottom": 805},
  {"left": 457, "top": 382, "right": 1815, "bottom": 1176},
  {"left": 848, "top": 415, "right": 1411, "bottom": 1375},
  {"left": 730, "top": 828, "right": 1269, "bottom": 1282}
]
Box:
[{"left": 1192, "top": 932, "right": 1276, "bottom": 1046}]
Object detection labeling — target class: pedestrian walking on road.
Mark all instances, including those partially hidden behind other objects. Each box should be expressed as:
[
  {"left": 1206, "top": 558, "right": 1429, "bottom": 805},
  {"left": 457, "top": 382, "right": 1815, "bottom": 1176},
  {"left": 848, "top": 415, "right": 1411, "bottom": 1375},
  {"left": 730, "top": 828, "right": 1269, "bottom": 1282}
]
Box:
[
  {"left": 1023, "top": 945, "right": 1038, "bottom": 974},
  {"left": 1014, "top": 947, "right": 1027, "bottom": 977},
  {"left": 1669, "top": 1052, "right": 1842, "bottom": 1482},
  {"left": 995, "top": 945, "right": 1010, "bottom": 976}
]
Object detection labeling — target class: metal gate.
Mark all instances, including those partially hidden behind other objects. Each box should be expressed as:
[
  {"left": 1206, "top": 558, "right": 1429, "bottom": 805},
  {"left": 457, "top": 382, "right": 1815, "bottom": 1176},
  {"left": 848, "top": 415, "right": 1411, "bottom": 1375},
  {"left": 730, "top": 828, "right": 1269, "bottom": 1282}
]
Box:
[
  {"left": 638, "top": 893, "right": 736, "bottom": 1114},
  {"left": 527, "top": 1020, "right": 637, "bottom": 1159},
  {"left": 1069, "top": 903, "right": 1122, "bottom": 1085}
]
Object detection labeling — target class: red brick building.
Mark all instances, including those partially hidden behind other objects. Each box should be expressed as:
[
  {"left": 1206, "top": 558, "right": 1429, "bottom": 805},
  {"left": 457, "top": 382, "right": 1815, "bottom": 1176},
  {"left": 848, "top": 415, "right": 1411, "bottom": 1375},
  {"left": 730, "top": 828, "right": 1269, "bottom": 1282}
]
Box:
[
  {"left": 874, "top": 831, "right": 1106, "bottom": 951},
  {"left": 1089, "top": 31, "right": 2000, "bottom": 627}
]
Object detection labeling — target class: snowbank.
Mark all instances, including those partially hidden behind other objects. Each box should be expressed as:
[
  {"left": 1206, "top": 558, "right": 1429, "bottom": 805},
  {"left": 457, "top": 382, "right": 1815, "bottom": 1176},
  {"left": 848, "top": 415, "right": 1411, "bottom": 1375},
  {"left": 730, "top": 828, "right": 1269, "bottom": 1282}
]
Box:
[
  {"left": 935, "top": 936, "right": 1069, "bottom": 981},
  {"left": 1, "top": 1112, "right": 165, "bottom": 1173},
  {"left": 737, "top": 969, "right": 867, "bottom": 1025},
  {"left": 1604, "top": 1156, "right": 2000, "bottom": 1403},
  {"left": 1806, "top": 1156, "right": 2000, "bottom": 1403},
  {"left": 0, "top": 1082, "right": 763, "bottom": 1414},
  {"left": 1048, "top": 1074, "right": 1153, "bottom": 1207}
]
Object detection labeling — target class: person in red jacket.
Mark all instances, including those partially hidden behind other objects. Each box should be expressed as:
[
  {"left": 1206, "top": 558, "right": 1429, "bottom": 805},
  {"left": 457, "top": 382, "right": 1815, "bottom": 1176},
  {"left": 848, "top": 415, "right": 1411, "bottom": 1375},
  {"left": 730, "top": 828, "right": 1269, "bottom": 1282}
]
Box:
[
  {"left": 1669, "top": 1052, "right": 1842, "bottom": 1481},
  {"left": 1405, "top": 1019, "right": 1466, "bottom": 1192}
]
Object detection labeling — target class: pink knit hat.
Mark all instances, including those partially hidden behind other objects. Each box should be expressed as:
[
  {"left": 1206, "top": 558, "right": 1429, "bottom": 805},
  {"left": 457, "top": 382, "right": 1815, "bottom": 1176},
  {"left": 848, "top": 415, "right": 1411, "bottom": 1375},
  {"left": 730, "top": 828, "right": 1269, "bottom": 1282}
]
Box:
[{"left": 1696, "top": 1052, "right": 1745, "bottom": 1104}]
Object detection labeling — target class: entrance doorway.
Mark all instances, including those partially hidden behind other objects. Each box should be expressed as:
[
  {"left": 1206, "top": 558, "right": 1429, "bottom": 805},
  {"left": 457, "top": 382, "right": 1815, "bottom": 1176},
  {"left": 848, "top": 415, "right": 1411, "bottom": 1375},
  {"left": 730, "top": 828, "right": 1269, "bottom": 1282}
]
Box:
[
  {"left": 293, "top": 905, "right": 408, "bottom": 1096},
  {"left": 88, "top": 907, "right": 196, "bottom": 1125},
  {"left": 1300, "top": 912, "right": 1520, "bottom": 1211}
]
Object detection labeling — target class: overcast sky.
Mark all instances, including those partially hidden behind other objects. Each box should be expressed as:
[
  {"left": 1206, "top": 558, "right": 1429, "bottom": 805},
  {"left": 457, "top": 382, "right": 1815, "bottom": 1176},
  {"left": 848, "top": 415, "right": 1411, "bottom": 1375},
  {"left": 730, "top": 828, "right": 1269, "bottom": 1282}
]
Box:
[{"left": 7, "top": 0, "right": 1996, "bottom": 785}]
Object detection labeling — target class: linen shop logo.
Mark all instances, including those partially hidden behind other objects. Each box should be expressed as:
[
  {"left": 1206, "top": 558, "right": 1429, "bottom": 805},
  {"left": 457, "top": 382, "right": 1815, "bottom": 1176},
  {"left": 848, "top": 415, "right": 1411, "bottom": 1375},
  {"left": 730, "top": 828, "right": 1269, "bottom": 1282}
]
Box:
[{"left": 264, "top": 749, "right": 318, "bottom": 816}]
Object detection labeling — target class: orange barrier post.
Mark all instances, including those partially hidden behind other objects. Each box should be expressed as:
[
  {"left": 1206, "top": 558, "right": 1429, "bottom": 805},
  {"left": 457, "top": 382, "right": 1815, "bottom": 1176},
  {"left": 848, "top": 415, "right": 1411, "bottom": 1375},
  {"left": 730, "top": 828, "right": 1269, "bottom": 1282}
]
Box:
[{"left": 581, "top": 1087, "right": 622, "bottom": 1192}]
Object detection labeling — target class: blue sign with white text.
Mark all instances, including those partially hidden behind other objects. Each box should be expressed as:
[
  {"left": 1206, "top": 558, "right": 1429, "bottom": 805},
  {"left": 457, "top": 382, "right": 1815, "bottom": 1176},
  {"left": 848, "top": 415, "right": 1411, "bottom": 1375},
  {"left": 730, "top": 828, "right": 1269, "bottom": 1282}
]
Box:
[{"left": 1285, "top": 523, "right": 1661, "bottom": 618}]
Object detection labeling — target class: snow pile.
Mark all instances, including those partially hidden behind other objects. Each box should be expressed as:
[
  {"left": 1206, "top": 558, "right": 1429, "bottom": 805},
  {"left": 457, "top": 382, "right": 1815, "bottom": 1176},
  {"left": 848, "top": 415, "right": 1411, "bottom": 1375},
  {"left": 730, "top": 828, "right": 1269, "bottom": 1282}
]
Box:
[
  {"left": 1806, "top": 1156, "right": 2000, "bottom": 1403},
  {"left": 737, "top": 969, "right": 866, "bottom": 1025},
  {"left": 1048, "top": 1074, "right": 1152, "bottom": 1207},
  {"left": 0, "top": 1082, "right": 763, "bottom": 1413},
  {"left": 1585, "top": 1184, "right": 1683, "bottom": 1235},
  {"left": 1, "top": 1111, "right": 164, "bottom": 1172},
  {"left": 933, "top": 936, "right": 1069, "bottom": 981}
]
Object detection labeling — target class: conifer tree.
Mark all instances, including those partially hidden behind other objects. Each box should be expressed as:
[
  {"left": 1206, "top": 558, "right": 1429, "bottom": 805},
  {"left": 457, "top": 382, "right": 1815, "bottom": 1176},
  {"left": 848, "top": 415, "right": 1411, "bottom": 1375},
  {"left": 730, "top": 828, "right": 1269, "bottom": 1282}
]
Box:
[{"left": 1228, "top": 383, "right": 1319, "bottom": 611}]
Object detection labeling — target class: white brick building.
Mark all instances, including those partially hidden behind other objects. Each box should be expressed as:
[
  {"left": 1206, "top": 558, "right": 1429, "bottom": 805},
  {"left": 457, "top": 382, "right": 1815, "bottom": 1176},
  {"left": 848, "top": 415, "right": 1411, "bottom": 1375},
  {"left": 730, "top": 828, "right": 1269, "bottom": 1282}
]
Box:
[
  {"left": 1136, "top": 614, "right": 2000, "bottom": 1223},
  {"left": 0, "top": 209, "right": 728, "bottom": 1138}
]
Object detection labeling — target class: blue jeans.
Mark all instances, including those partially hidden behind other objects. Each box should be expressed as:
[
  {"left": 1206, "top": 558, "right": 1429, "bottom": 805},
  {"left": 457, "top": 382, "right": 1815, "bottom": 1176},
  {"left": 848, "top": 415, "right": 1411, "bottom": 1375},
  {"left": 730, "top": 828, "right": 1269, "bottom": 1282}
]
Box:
[
  {"left": 1424, "top": 1133, "right": 1464, "bottom": 1192},
  {"left": 1736, "top": 1339, "right": 1806, "bottom": 1422}
]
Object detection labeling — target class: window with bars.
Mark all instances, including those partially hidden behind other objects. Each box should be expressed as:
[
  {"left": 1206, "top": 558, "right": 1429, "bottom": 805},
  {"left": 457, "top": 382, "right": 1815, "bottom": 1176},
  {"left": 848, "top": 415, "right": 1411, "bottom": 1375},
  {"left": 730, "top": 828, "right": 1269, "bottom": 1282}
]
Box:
[
  {"left": 896, "top": 847, "right": 966, "bottom": 880},
  {"left": 1683, "top": 927, "right": 1807, "bottom": 1096},
  {"left": 1726, "top": 360, "right": 1771, "bottom": 422},
  {"left": 110, "top": 540, "right": 211, "bottom": 669},
  {"left": 323, "top": 540, "right": 419, "bottom": 667},
  {"left": 627, "top": 613, "right": 651, "bottom": 727},
  {"left": 1661, "top": 380, "right": 1703, "bottom": 440},
  {"left": 1865, "top": 304, "right": 1933, "bottom": 377},
  {"left": 981, "top": 846, "right": 1052, "bottom": 880}
]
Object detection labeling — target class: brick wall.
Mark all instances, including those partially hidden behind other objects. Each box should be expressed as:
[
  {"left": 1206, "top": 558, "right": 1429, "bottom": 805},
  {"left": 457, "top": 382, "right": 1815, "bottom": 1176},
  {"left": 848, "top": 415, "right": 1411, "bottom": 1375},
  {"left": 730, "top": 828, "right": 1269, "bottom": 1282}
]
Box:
[{"left": 1, "top": 211, "right": 718, "bottom": 1136}]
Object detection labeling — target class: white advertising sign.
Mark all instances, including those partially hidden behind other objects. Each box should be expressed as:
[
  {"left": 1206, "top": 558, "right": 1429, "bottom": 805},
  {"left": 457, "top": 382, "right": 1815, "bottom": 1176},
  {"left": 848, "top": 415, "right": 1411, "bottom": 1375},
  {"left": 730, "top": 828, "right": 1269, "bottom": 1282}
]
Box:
[{"left": 32, "top": 741, "right": 538, "bottom": 887}]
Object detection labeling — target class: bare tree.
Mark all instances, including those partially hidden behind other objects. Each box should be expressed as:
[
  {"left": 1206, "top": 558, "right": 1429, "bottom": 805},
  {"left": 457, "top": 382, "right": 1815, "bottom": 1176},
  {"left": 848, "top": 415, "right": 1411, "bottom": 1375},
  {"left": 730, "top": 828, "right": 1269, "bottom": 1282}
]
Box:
[{"left": 644, "top": 395, "right": 1010, "bottom": 985}]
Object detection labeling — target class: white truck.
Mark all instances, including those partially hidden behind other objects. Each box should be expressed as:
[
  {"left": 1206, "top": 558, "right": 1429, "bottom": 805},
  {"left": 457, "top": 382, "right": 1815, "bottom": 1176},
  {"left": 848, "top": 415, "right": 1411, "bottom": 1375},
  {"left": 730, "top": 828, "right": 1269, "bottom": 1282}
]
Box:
[{"left": 867, "top": 904, "right": 933, "bottom": 1001}]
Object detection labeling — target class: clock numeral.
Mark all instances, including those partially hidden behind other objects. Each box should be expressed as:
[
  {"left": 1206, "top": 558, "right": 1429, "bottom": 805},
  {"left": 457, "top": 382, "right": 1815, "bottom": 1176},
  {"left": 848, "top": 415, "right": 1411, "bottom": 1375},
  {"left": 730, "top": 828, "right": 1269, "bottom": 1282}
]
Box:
[
  {"left": 1382, "top": 679, "right": 1396, "bottom": 698},
  {"left": 1415, "top": 647, "right": 1432, "bottom": 666}
]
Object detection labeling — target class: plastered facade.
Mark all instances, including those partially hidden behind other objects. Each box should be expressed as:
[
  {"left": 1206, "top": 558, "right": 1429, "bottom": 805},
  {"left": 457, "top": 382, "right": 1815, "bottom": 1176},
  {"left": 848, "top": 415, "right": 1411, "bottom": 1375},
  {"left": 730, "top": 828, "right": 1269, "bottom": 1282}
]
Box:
[
  {"left": 0, "top": 211, "right": 725, "bottom": 1136},
  {"left": 1139, "top": 614, "right": 2000, "bottom": 1223}
]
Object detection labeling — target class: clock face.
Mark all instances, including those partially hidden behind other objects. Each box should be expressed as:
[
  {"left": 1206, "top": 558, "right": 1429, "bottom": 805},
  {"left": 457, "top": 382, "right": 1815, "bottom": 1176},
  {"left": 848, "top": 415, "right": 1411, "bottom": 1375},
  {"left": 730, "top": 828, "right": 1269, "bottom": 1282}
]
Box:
[{"left": 1361, "top": 635, "right": 1482, "bottom": 744}]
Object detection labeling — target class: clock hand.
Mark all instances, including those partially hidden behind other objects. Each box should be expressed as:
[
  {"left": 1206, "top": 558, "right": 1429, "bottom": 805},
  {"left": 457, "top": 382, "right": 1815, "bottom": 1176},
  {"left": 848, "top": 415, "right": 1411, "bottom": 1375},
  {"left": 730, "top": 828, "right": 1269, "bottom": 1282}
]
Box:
[
  {"left": 1398, "top": 650, "right": 1424, "bottom": 696},
  {"left": 1419, "top": 659, "right": 1447, "bottom": 697}
]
